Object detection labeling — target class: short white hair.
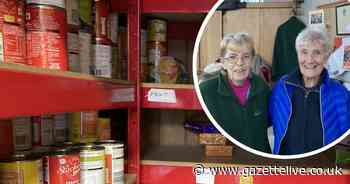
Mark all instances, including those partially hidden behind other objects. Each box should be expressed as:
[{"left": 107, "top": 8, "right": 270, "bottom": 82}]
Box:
[
  {"left": 295, "top": 25, "right": 332, "bottom": 54},
  {"left": 220, "top": 32, "right": 255, "bottom": 57}
]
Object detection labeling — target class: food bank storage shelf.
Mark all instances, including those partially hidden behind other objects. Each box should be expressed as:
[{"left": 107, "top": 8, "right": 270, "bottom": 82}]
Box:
[
  {"left": 0, "top": 63, "right": 135, "bottom": 118},
  {"left": 111, "top": 0, "right": 217, "bottom": 13},
  {"left": 141, "top": 83, "right": 202, "bottom": 110}
]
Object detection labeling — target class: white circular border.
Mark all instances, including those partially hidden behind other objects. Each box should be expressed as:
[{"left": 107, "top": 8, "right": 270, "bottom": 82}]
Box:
[{"left": 192, "top": 0, "right": 350, "bottom": 159}]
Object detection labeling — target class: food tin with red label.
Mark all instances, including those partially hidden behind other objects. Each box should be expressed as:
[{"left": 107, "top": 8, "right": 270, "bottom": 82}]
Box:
[
  {"left": 26, "top": 4, "right": 67, "bottom": 33},
  {"left": 92, "top": 0, "right": 109, "bottom": 41},
  {"left": 26, "top": 0, "right": 66, "bottom": 8},
  {"left": 27, "top": 31, "right": 68, "bottom": 70},
  {"left": 44, "top": 147, "right": 80, "bottom": 184},
  {"left": 0, "top": 0, "right": 25, "bottom": 26},
  {"left": 1, "top": 23, "right": 27, "bottom": 64}
]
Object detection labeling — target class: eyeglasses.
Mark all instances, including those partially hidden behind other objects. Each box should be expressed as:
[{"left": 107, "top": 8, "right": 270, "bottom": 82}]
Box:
[{"left": 220, "top": 54, "right": 252, "bottom": 66}]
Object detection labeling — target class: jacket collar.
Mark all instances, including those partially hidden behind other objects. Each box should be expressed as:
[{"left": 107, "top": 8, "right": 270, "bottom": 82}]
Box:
[
  {"left": 285, "top": 69, "right": 329, "bottom": 89},
  {"left": 217, "top": 72, "right": 264, "bottom": 98}
]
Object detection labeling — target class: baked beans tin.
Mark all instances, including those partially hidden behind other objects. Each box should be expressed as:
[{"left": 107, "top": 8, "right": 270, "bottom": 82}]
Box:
[
  {"left": 66, "top": 0, "right": 79, "bottom": 27},
  {"left": 92, "top": 42, "right": 112, "bottom": 78},
  {"left": 1, "top": 23, "right": 27, "bottom": 64},
  {"left": 44, "top": 147, "right": 80, "bottom": 184},
  {"left": 0, "top": 153, "right": 43, "bottom": 184},
  {"left": 92, "top": 0, "right": 109, "bottom": 40},
  {"left": 12, "top": 117, "right": 32, "bottom": 151},
  {"left": 147, "top": 19, "right": 167, "bottom": 42},
  {"left": 70, "top": 112, "right": 98, "bottom": 143},
  {"left": 0, "top": 0, "right": 25, "bottom": 26},
  {"left": 27, "top": 31, "right": 68, "bottom": 70},
  {"left": 108, "top": 13, "right": 118, "bottom": 44},
  {"left": 53, "top": 113, "right": 68, "bottom": 143},
  {"left": 95, "top": 140, "right": 124, "bottom": 184},
  {"left": 79, "top": 30, "right": 92, "bottom": 74},
  {"left": 79, "top": 145, "right": 105, "bottom": 184},
  {"left": 68, "top": 32, "right": 80, "bottom": 53},
  {"left": 26, "top": 4, "right": 67, "bottom": 33},
  {"left": 32, "top": 115, "right": 54, "bottom": 147},
  {"left": 26, "top": 0, "right": 66, "bottom": 8}
]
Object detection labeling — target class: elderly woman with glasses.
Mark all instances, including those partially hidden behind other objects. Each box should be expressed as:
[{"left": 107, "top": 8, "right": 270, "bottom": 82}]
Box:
[
  {"left": 269, "top": 25, "right": 350, "bottom": 155},
  {"left": 199, "top": 32, "right": 271, "bottom": 153}
]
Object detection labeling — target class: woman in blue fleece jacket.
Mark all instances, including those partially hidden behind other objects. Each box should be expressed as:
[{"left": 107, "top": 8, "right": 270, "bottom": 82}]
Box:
[{"left": 269, "top": 25, "right": 350, "bottom": 155}]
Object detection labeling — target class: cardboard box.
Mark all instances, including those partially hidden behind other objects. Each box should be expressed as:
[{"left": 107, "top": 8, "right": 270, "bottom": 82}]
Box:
[
  {"left": 205, "top": 145, "right": 233, "bottom": 157},
  {"left": 199, "top": 133, "right": 227, "bottom": 145}
]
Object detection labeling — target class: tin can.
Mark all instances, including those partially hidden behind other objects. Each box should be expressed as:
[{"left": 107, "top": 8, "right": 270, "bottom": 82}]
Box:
[
  {"left": 80, "top": 145, "right": 105, "bottom": 184},
  {"left": 68, "top": 32, "right": 80, "bottom": 53},
  {"left": 147, "top": 19, "right": 167, "bottom": 42},
  {"left": 70, "top": 112, "right": 98, "bottom": 143},
  {"left": 68, "top": 53, "right": 81, "bottom": 72},
  {"left": 12, "top": 117, "right": 32, "bottom": 151},
  {"left": 32, "top": 115, "right": 54, "bottom": 147},
  {"left": 92, "top": 42, "right": 112, "bottom": 78},
  {"left": 1, "top": 23, "right": 27, "bottom": 64},
  {"left": 92, "top": 0, "right": 109, "bottom": 40},
  {"left": 95, "top": 140, "right": 124, "bottom": 184},
  {"left": 79, "top": 0, "right": 92, "bottom": 31},
  {"left": 26, "top": 4, "right": 67, "bottom": 33},
  {"left": 27, "top": 31, "right": 68, "bottom": 70},
  {"left": 108, "top": 13, "right": 118, "bottom": 44},
  {"left": 26, "top": 0, "right": 66, "bottom": 8},
  {"left": 0, "top": 0, "right": 25, "bottom": 26},
  {"left": 44, "top": 147, "right": 80, "bottom": 184},
  {"left": 0, "top": 153, "right": 43, "bottom": 184},
  {"left": 147, "top": 41, "right": 167, "bottom": 66},
  {"left": 66, "top": 0, "right": 79, "bottom": 28},
  {"left": 79, "top": 30, "right": 92, "bottom": 74},
  {"left": 53, "top": 113, "right": 68, "bottom": 143}
]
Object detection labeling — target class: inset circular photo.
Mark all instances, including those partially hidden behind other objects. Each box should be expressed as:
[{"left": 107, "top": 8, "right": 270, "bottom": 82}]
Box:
[{"left": 193, "top": 0, "right": 350, "bottom": 159}]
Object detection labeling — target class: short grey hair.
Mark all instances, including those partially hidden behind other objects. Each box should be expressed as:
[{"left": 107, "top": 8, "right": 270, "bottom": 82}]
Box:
[
  {"left": 295, "top": 25, "right": 332, "bottom": 54},
  {"left": 220, "top": 32, "right": 255, "bottom": 57}
]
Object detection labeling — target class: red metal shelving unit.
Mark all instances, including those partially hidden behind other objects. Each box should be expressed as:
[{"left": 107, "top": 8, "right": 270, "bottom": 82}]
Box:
[{"left": 0, "top": 63, "right": 135, "bottom": 118}]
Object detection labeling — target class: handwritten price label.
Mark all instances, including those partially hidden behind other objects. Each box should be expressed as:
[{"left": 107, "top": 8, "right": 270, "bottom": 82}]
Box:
[{"left": 147, "top": 89, "right": 176, "bottom": 103}]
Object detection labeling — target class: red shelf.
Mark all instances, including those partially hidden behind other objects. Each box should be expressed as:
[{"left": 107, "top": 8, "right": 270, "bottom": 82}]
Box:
[
  {"left": 0, "top": 64, "right": 135, "bottom": 118},
  {"left": 111, "top": 0, "right": 217, "bottom": 13},
  {"left": 141, "top": 83, "right": 202, "bottom": 110}
]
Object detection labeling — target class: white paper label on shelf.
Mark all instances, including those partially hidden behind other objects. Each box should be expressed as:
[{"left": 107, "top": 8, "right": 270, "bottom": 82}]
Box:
[
  {"left": 147, "top": 88, "right": 176, "bottom": 103},
  {"left": 195, "top": 168, "right": 215, "bottom": 184},
  {"left": 111, "top": 88, "right": 135, "bottom": 102}
]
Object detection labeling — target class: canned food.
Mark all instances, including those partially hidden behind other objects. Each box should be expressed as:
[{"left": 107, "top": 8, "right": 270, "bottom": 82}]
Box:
[
  {"left": 79, "top": 30, "right": 92, "bottom": 74},
  {"left": 95, "top": 140, "right": 124, "bottom": 184},
  {"left": 92, "top": 0, "right": 109, "bottom": 40},
  {"left": 53, "top": 113, "right": 68, "bottom": 143},
  {"left": 12, "top": 117, "right": 32, "bottom": 151},
  {"left": 66, "top": 0, "right": 79, "bottom": 27},
  {"left": 79, "top": 0, "right": 92, "bottom": 31},
  {"left": 70, "top": 112, "right": 98, "bottom": 143},
  {"left": 44, "top": 147, "right": 80, "bottom": 184},
  {"left": 26, "top": 4, "right": 67, "bottom": 33},
  {"left": 0, "top": 23, "right": 27, "bottom": 64},
  {"left": 108, "top": 13, "right": 118, "bottom": 44},
  {"left": 0, "top": 0, "right": 25, "bottom": 25},
  {"left": 80, "top": 145, "right": 105, "bottom": 184},
  {"left": 92, "top": 43, "right": 112, "bottom": 78},
  {"left": 26, "top": 0, "right": 66, "bottom": 8},
  {"left": 147, "top": 41, "right": 167, "bottom": 66},
  {"left": 32, "top": 115, "right": 54, "bottom": 147},
  {"left": 0, "top": 154, "right": 43, "bottom": 184},
  {"left": 147, "top": 19, "right": 167, "bottom": 42},
  {"left": 27, "top": 31, "right": 68, "bottom": 70},
  {"left": 68, "top": 32, "right": 80, "bottom": 53}
]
